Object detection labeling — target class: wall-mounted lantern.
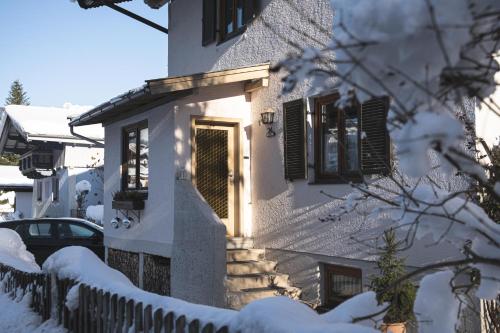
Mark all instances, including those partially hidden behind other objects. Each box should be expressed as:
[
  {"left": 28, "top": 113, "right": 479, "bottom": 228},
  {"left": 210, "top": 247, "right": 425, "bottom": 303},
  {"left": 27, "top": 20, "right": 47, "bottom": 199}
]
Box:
[{"left": 260, "top": 109, "right": 276, "bottom": 137}]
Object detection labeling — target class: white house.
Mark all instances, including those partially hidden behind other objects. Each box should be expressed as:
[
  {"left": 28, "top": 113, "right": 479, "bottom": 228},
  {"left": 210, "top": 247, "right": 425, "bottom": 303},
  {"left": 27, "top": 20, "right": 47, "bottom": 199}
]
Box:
[
  {"left": 0, "top": 105, "right": 104, "bottom": 219},
  {"left": 70, "top": 0, "right": 473, "bottom": 310},
  {"left": 0, "top": 165, "right": 33, "bottom": 219}
]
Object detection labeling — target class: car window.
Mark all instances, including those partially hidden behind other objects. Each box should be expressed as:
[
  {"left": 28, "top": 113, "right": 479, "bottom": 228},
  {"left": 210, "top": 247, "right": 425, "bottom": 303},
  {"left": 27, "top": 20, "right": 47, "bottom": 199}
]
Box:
[
  {"left": 28, "top": 223, "right": 52, "bottom": 237},
  {"left": 58, "top": 223, "right": 95, "bottom": 239}
]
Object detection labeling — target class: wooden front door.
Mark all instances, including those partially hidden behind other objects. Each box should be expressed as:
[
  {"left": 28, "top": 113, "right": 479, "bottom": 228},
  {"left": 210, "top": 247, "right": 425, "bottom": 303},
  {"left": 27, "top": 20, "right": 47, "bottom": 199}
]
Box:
[{"left": 192, "top": 119, "right": 240, "bottom": 236}]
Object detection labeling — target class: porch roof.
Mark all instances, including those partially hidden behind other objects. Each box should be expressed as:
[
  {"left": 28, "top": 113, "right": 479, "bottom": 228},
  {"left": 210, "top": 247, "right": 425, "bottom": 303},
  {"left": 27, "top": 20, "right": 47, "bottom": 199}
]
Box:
[{"left": 70, "top": 63, "right": 270, "bottom": 127}]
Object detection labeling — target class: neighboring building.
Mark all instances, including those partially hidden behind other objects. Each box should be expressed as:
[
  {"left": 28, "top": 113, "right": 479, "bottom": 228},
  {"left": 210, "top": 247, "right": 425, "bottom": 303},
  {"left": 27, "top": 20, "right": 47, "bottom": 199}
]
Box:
[
  {"left": 70, "top": 0, "right": 469, "bottom": 310},
  {"left": 0, "top": 105, "right": 104, "bottom": 219},
  {"left": 0, "top": 165, "right": 33, "bottom": 219}
]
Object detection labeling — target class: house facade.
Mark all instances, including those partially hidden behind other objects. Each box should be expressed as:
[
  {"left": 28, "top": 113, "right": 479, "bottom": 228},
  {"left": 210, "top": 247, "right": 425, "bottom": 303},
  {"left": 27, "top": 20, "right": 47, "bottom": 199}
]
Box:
[
  {"left": 0, "top": 165, "right": 33, "bottom": 219},
  {"left": 0, "top": 105, "right": 104, "bottom": 219},
  {"left": 70, "top": 0, "right": 467, "bottom": 310}
]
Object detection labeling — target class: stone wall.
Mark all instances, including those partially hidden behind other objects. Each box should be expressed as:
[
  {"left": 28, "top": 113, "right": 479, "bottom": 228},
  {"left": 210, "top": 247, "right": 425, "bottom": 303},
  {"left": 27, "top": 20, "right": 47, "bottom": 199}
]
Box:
[
  {"left": 107, "top": 248, "right": 139, "bottom": 286},
  {"left": 143, "top": 254, "right": 170, "bottom": 296}
]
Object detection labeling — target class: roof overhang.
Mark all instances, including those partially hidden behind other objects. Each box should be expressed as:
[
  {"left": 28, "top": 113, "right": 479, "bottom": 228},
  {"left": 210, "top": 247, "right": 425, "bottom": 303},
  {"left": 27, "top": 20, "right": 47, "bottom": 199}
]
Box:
[{"left": 70, "top": 63, "right": 270, "bottom": 127}]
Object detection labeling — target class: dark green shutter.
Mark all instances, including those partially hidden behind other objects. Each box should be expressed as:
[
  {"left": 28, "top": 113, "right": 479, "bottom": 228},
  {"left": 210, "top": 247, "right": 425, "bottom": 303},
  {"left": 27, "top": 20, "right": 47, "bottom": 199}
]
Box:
[
  {"left": 360, "top": 97, "right": 391, "bottom": 175},
  {"left": 283, "top": 99, "right": 307, "bottom": 180},
  {"left": 202, "top": 0, "right": 217, "bottom": 46}
]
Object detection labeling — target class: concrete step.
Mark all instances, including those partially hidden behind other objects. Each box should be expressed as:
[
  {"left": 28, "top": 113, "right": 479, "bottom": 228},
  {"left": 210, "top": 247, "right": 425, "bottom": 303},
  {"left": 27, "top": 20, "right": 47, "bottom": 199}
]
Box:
[
  {"left": 226, "top": 248, "right": 265, "bottom": 262},
  {"left": 225, "top": 273, "right": 290, "bottom": 291},
  {"left": 226, "top": 260, "right": 277, "bottom": 275},
  {"left": 226, "top": 287, "right": 280, "bottom": 310},
  {"left": 226, "top": 237, "right": 254, "bottom": 250}
]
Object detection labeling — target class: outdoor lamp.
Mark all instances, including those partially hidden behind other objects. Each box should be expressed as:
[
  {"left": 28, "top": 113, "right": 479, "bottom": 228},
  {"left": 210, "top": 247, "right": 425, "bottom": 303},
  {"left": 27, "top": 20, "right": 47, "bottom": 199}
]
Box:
[
  {"left": 110, "top": 217, "right": 120, "bottom": 229},
  {"left": 122, "top": 217, "right": 133, "bottom": 229},
  {"left": 260, "top": 109, "right": 276, "bottom": 137}
]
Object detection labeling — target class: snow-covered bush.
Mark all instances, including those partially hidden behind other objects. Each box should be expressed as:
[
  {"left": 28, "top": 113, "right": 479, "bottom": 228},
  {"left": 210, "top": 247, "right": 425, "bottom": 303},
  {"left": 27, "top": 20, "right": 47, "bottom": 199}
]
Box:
[
  {"left": 85, "top": 205, "right": 103, "bottom": 225},
  {"left": 276, "top": 0, "right": 500, "bottom": 331},
  {"left": 75, "top": 180, "right": 91, "bottom": 211}
]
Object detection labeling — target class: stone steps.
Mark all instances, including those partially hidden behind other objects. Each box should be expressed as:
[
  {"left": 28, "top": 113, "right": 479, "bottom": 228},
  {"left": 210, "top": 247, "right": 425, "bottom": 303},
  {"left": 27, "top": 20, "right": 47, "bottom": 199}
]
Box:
[
  {"left": 225, "top": 238, "right": 302, "bottom": 310},
  {"left": 225, "top": 272, "right": 290, "bottom": 290}
]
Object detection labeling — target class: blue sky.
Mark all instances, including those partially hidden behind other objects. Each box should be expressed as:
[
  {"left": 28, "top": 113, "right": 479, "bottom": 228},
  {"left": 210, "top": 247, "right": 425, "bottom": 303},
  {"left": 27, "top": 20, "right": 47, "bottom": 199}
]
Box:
[{"left": 0, "top": 0, "right": 168, "bottom": 107}]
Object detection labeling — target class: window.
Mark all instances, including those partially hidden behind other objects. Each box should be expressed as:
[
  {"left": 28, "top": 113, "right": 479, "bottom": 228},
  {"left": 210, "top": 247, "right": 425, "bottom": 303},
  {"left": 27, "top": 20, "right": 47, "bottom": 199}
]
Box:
[
  {"left": 323, "top": 264, "right": 362, "bottom": 309},
  {"left": 122, "top": 121, "right": 149, "bottom": 191},
  {"left": 36, "top": 181, "right": 43, "bottom": 202},
  {"left": 58, "top": 223, "right": 95, "bottom": 239},
  {"left": 28, "top": 223, "right": 52, "bottom": 238},
  {"left": 313, "top": 94, "right": 390, "bottom": 182},
  {"left": 52, "top": 177, "right": 59, "bottom": 202},
  {"left": 202, "top": 0, "right": 258, "bottom": 45}
]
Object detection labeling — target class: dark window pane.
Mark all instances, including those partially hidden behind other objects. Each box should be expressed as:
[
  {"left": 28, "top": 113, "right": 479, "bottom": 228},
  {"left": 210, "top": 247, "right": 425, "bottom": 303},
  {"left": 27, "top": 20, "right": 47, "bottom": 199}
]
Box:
[
  {"left": 321, "top": 103, "right": 339, "bottom": 173},
  {"left": 127, "top": 130, "right": 137, "bottom": 189},
  {"left": 28, "top": 223, "right": 51, "bottom": 237},
  {"left": 58, "top": 223, "right": 95, "bottom": 239},
  {"left": 224, "top": 0, "right": 234, "bottom": 34},
  {"left": 236, "top": 0, "right": 245, "bottom": 29},
  {"left": 139, "top": 127, "right": 149, "bottom": 189},
  {"left": 345, "top": 110, "right": 359, "bottom": 172}
]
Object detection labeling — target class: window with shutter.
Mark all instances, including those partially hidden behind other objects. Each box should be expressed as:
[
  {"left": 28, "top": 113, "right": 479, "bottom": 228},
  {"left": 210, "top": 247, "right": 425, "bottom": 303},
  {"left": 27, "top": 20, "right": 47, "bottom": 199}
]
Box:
[
  {"left": 218, "top": 0, "right": 258, "bottom": 43},
  {"left": 360, "top": 97, "right": 390, "bottom": 175},
  {"left": 312, "top": 93, "right": 390, "bottom": 182},
  {"left": 283, "top": 99, "right": 307, "bottom": 180},
  {"left": 202, "top": 0, "right": 217, "bottom": 46}
]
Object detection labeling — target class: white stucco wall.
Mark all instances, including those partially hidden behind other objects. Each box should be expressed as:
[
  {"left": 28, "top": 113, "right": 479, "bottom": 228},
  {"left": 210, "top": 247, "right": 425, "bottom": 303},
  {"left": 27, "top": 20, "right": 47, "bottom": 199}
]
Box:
[
  {"left": 14, "top": 191, "right": 32, "bottom": 218},
  {"left": 167, "top": 0, "right": 464, "bottom": 275},
  {"left": 104, "top": 104, "right": 176, "bottom": 257}
]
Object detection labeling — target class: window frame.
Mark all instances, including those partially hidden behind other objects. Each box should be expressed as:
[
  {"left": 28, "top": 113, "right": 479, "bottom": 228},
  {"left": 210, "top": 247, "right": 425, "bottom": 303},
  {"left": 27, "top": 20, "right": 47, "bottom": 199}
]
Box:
[
  {"left": 218, "top": 0, "right": 247, "bottom": 43},
  {"left": 121, "top": 120, "right": 149, "bottom": 192},
  {"left": 323, "top": 263, "right": 363, "bottom": 309},
  {"left": 314, "top": 93, "right": 362, "bottom": 183}
]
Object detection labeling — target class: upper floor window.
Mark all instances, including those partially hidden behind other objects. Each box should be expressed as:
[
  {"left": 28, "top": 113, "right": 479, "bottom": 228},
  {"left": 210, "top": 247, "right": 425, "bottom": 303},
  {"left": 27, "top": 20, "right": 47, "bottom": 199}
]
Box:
[
  {"left": 202, "top": 0, "right": 258, "bottom": 45},
  {"left": 314, "top": 94, "right": 362, "bottom": 182},
  {"left": 122, "top": 121, "right": 149, "bottom": 191},
  {"left": 282, "top": 95, "right": 391, "bottom": 183},
  {"left": 52, "top": 177, "right": 59, "bottom": 202},
  {"left": 36, "top": 181, "right": 43, "bottom": 202}
]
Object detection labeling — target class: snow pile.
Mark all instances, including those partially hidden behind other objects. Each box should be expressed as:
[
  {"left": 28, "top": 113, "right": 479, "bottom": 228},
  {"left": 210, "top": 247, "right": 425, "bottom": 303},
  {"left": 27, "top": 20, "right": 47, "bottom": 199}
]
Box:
[
  {"left": 321, "top": 291, "right": 386, "bottom": 326},
  {"left": 0, "top": 191, "right": 15, "bottom": 212},
  {"left": 0, "top": 229, "right": 39, "bottom": 273},
  {"left": 75, "top": 180, "right": 91, "bottom": 195},
  {"left": 230, "top": 297, "right": 378, "bottom": 333},
  {"left": 85, "top": 205, "right": 103, "bottom": 225},
  {"left": 414, "top": 270, "right": 459, "bottom": 333}
]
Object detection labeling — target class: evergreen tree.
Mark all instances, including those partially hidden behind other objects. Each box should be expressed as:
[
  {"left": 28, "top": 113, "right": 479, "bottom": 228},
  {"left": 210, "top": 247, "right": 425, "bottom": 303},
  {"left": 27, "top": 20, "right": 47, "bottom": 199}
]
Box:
[
  {"left": 5, "top": 80, "right": 30, "bottom": 105},
  {"left": 371, "top": 229, "right": 416, "bottom": 324}
]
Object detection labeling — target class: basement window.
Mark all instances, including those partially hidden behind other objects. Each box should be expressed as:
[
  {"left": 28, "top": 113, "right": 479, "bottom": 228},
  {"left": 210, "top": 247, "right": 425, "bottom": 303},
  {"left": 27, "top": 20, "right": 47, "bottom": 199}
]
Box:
[{"left": 322, "top": 264, "right": 362, "bottom": 309}]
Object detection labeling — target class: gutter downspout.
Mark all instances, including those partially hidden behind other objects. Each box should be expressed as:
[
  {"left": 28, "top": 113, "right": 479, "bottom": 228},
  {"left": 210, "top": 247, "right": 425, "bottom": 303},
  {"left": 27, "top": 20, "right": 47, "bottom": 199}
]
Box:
[{"left": 70, "top": 124, "right": 105, "bottom": 148}]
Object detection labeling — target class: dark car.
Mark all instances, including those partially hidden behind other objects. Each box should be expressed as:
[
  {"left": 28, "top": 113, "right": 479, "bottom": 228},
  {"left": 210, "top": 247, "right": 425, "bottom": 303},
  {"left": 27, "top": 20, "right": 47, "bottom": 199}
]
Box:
[{"left": 0, "top": 218, "right": 104, "bottom": 265}]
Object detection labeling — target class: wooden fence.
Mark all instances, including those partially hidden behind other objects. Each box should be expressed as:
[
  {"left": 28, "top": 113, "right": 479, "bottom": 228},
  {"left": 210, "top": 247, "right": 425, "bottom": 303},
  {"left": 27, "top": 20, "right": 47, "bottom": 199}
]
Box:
[{"left": 0, "top": 263, "right": 229, "bottom": 333}]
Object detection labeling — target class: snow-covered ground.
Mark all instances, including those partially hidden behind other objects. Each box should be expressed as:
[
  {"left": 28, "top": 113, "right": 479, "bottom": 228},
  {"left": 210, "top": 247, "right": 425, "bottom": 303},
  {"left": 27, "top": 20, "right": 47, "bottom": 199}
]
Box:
[{"left": 0, "top": 292, "right": 66, "bottom": 333}]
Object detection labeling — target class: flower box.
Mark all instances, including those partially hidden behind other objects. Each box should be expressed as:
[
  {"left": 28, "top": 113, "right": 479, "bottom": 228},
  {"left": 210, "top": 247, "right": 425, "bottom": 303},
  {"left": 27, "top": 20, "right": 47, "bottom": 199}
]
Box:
[{"left": 112, "top": 199, "right": 145, "bottom": 210}]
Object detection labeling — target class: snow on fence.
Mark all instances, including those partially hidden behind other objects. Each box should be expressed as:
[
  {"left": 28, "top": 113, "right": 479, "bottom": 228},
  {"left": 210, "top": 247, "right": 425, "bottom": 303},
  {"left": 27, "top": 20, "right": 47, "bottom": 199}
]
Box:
[
  {"left": 0, "top": 262, "right": 229, "bottom": 333},
  {"left": 56, "top": 279, "right": 229, "bottom": 333},
  {"left": 0, "top": 263, "right": 51, "bottom": 321}
]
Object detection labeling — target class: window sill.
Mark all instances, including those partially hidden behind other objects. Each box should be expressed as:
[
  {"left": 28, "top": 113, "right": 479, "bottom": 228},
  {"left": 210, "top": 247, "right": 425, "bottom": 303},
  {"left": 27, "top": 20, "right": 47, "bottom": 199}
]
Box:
[{"left": 310, "top": 177, "right": 363, "bottom": 185}]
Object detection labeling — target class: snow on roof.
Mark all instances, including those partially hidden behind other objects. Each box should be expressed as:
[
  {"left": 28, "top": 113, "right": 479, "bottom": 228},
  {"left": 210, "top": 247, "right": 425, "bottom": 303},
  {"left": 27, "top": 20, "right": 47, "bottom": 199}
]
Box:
[
  {"left": 0, "top": 166, "right": 33, "bottom": 188},
  {"left": 3, "top": 104, "right": 104, "bottom": 142}
]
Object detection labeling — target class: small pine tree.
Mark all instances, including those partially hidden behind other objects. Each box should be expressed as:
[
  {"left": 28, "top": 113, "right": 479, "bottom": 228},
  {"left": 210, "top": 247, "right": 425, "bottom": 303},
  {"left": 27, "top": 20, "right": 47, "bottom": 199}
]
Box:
[
  {"left": 371, "top": 229, "right": 416, "bottom": 324},
  {"left": 5, "top": 80, "right": 30, "bottom": 105}
]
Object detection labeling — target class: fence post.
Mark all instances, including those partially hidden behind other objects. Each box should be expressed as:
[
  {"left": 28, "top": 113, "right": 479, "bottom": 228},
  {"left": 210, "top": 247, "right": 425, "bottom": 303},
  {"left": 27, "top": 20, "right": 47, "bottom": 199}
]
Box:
[
  {"left": 134, "top": 302, "right": 143, "bottom": 333},
  {"left": 110, "top": 294, "right": 118, "bottom": 333},
  {"left": 153, "top": 308, "right": 163, "bottom": 333},
  {"left": 96, "top": 290, "right": 103, "bottom": 333},
  {"left": 201, "top": 323, "right": 214, "bottom": 333},
  {"left": 117, "top": 297, "right": 125, "bottom": 333},
  {"left": 164, "top": 312, "right": 174, "bottom": 333},
  {"left": 189, "top": 319, "right": 200, "bottom": 333},
  {"left": 103, "top": 292, "right": 110, "bottom": 333},
  {"left": 144, "top": 304, "right": 153, "bottom": 332},
  {"left": 175, "top": 315, "right": 186, "bottom": 333},
  {"left": 125, "top": 299, "right": 135, "bottom": 331}
]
